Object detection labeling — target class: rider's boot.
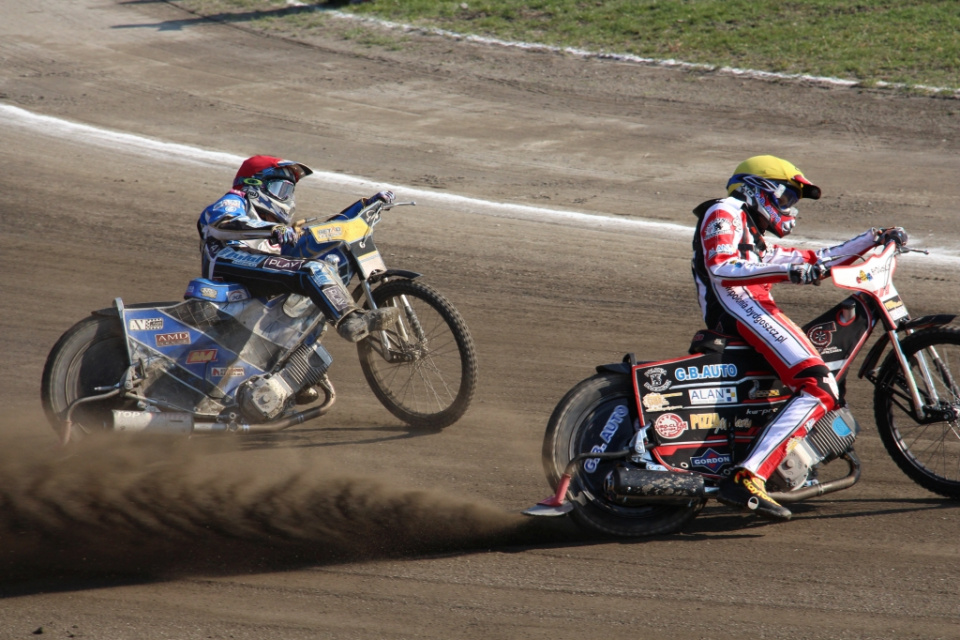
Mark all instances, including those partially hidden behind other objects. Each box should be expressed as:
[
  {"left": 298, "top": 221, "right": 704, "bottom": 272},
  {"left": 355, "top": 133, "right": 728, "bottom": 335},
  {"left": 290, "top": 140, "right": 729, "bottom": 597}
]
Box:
[
  {"left": 336, "top": 307, "right": 401, "bottom": 343},
  {"left": 717, "top": 468, "right": 792, "bottom": 521}
]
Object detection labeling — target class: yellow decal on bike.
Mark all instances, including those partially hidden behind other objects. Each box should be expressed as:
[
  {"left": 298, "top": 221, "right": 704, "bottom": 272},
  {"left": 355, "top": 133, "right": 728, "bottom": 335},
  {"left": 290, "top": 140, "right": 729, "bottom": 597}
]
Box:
[
  {"left": 307, "top": 218, "right": 370, "bottom": 244},
  {"left": 690, "top": 413, "right": 729, "bottom": 431}
]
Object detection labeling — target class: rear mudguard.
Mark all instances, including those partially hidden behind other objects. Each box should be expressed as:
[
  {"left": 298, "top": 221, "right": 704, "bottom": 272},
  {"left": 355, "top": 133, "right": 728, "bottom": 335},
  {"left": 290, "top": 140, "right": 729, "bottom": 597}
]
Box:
[
  {"left": 596, "top": 352, "right": 640, "bottom": 375},
  {"left": 858, "top": 314, "right": 957, "bottom": 379}
]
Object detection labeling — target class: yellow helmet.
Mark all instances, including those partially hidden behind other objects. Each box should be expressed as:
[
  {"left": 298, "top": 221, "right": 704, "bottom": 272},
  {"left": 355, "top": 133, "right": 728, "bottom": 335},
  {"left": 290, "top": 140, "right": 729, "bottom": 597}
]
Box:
[
  {"left": 726, "top": 155, "right": 821, "bottom": 237},
  {"left": 727, "top": 155, "right": 821, "bottom": 200}
]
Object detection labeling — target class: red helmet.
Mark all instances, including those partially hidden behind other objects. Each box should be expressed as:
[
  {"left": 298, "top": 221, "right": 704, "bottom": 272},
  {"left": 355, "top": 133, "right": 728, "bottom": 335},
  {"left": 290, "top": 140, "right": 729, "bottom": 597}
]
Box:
[{"left": 233, "top": 155, "right": 313, "bottom": 225}]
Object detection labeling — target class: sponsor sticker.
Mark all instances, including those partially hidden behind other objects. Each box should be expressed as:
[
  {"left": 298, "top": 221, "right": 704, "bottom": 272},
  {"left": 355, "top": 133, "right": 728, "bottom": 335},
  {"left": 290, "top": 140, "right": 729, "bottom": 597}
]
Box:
[
  {"left": 263, "top": 256, "right": 306, "bottom": 272},
  {"left": 212, "top": 366, "right": 245, "bottom": 378},
  {"left": 310, "top": 225, "right": 345, "bottom": 243},
  {"left": 748, "top": 383, "right": 782, "bottom": 399},
  {"left": 642, "top": 392, "right": 683, "bottom": 412},
  {"left": 653, "top": 413, "right": 687, "bottom": 439},
  {"left": 690, "top": 413, "right": 728, "bottom": 431},
  {"left": 675, "top": 363, "right": 737, "bottom": 381},
  {"left": 155, "top": 332, "right": 191, "bottom": 347},
  {"left": 128, "top": 317, "right": 163, "bottom": 331},
  {"left": 218, "top": 248, "right": 264, "bottom": 267},
  {"left": 704, "top": 218, "right": 732, "bottom": 240},
  {"left": 322, "top": 285, "right": 352, "bottom": 313},
  {"left": 807, "top": 322, "right": 837, "bottom": 350},
  {"left": 600, "top": 405, "right": 629, "bottom": 444},
  {"left": 200, "top": 287, "right": 218, "bottom": 299},
  {"left": 642, "top": 366, "right": 671, "bottom": 392},
  {"left": 691, "top": 448, "right": 732, "bottom": 473},
  {"left": 689, "top": 386, "right": 738, "bottom": 405},
  {"left": 584, "top": 405, "right": 630, "bottom": 473},
  {"left": 186, "top": 349, "right": 217, "bottom": 364}
]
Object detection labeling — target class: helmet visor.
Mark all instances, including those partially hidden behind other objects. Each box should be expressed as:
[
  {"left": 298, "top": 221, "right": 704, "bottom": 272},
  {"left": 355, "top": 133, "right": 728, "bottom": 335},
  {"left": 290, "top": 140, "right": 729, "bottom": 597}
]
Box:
[
  {"left": 265, "top": 179, "right": 295, "bottom": 202},
  {"left": 776, "top": 184, "right": 800, "bottom": 211}
]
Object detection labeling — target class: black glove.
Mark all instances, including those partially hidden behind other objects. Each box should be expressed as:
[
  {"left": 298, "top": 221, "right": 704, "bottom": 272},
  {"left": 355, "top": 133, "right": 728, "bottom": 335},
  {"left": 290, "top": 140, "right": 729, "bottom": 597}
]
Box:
[
  {"left": 877, "top": 227, "right": 908, "bottom": 248},
  {"left": 270, "top": 225, "right": 299, "bottom": 247},
  {"left": 789, "top": 262, "right": 829, "bottom": 285},
  {"left": 370, "top": 190, "right": 395, "bottom": 205}
]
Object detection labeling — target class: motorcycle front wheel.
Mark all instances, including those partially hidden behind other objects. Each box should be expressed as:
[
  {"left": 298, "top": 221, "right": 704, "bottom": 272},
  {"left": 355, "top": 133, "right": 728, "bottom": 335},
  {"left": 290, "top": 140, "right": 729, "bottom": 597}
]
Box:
[
  {"left": 874, "top": 327, "right": 960, "bottom": 499},
  {"left": 357, "top": 279, "right": 478, "bottom": 430},
  {"left": 41, "top": 314, "right": 133, "bottom": 442},
  {"left": 543, "top": 373, "right": 704, "bottom": 537}
]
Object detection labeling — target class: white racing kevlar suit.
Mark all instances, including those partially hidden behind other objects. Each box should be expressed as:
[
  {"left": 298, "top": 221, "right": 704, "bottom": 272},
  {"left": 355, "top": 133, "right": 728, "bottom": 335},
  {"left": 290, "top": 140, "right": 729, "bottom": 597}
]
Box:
[
  {"left": 691, "top": 196, "right": 877, "bottom": 479},
  {"left": 197, "top": 189, "right": 361, "bottom": 324}
]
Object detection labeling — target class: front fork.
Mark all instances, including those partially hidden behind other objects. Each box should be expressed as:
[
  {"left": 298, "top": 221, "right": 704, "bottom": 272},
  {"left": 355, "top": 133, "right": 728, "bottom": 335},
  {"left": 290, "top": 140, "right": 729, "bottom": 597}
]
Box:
[
  {"left": 359, "top": 278, "right": 423, "bottom": 361},
  {"left": 888, "top": 328, "right": 960, "bottom": 422}
]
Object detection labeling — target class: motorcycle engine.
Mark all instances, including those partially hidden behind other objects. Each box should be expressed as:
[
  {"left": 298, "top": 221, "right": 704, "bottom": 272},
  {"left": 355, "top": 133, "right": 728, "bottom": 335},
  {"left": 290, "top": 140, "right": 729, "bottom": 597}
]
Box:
[
  {"left": 236, "top": 374, "right": 295, "bottom": 422},
  {"left": 767, "top": 407, "right": 860, "bottom": 492}
]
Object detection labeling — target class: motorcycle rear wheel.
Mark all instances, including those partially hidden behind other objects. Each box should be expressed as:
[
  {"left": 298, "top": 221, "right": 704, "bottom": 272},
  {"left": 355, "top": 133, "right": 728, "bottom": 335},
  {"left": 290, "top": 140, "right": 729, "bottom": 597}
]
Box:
[
  {"left": 543, "top": 373, "right": 705, "bottom": 537},
  {"left": 874, "top": 327, "right": 960, "bottom": 499},
  {"left": 358, "top": 279, "right": 478, "bottom": 430},
  {"left": 41, "top": 314, "right": 132, "bottom": 441}
]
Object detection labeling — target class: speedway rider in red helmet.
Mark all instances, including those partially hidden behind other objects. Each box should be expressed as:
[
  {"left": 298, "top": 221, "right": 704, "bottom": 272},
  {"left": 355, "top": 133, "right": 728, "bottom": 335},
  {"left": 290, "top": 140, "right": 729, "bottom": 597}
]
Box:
[
  {"left": 198, "top": 155, "right": 400, "bottom": 347},
  {"left": 692, "top": 155, "right": 907, "bottom": 520}
]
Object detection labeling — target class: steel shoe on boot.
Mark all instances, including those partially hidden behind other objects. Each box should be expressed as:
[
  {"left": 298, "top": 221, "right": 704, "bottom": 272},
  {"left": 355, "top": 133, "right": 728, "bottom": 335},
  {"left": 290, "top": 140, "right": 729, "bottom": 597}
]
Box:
[
  {"left": 336, "top": 307, "right": 401, "bottom": 343},
  {"left": 717, "top": 469, "right": 792, "bottom": 521}
]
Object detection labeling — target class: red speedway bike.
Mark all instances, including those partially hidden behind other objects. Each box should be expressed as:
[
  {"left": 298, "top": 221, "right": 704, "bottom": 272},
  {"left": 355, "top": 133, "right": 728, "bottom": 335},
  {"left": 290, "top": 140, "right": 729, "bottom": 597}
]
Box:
[{"left": 526, "top": 240, "right": 960, "bottom": 536}]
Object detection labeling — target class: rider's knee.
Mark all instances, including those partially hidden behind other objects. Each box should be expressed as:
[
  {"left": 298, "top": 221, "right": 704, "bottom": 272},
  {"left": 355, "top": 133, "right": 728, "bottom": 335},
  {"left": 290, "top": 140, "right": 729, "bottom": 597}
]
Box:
[{"left": 792, "top": 364, "right": 841, "bottom": 410}]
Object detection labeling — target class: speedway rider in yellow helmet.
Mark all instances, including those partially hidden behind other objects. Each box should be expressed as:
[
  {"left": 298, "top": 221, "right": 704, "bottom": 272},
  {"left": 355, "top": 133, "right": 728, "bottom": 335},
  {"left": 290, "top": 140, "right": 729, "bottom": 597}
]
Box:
[{"left": 691, "top": 155, "right": 908, "bottom": 520}]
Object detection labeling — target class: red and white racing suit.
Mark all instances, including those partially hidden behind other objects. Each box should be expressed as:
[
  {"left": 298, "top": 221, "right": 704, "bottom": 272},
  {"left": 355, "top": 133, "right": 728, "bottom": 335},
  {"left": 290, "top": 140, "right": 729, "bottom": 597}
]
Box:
[{"left": 692, "top": 197, "right": 876, "bottom": 479}]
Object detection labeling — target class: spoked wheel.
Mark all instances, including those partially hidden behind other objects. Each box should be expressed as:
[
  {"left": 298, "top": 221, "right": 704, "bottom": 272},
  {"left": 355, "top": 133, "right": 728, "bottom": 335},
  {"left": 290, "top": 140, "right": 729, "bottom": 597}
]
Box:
[
  {"left": 357, "top": 279, "right": 477, "bottom": 430},
  {"left": 874, "top": 327, "right": 960, "bottom": 499},
  {"left": 41, "top": 314, "right": 134, "bottom": 442},
  {"left": 543, "top": 373, "right": 704, "bottom": 537}
]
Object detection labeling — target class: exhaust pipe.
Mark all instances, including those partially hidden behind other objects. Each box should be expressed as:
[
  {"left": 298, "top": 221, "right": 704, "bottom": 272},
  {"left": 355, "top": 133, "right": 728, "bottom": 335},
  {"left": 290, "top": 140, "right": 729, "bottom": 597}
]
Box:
[
  {"left": 110, "top": 378, "right": 337, "bottom": 435},
  {"left": 112, "top": 410, "right": 194, "bottom": 435},
  {"left": 604, "top": 467, "right": 705, "bottom": 505}
]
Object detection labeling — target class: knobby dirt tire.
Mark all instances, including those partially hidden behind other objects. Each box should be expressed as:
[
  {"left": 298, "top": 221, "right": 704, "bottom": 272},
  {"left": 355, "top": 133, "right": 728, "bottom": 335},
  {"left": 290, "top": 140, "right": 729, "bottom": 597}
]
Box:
[
  {"left": 41, "top": 314, "right": 132, "bottom": 441},
  {"left": 357, "top": 279, "right": 477, "bottom": 430},
  {"left": 874, "top": 327, "right": 960, "bottom": 499},
  {"left": 542, "top": 373, "right": 704, "bottom": 537}
]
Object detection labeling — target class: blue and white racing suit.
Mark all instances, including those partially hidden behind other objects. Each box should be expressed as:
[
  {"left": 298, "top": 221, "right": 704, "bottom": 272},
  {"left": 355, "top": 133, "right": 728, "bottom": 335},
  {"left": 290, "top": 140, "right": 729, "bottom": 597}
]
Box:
[{"left": 197, "top": 189, "right": 358, "bottom": 323}]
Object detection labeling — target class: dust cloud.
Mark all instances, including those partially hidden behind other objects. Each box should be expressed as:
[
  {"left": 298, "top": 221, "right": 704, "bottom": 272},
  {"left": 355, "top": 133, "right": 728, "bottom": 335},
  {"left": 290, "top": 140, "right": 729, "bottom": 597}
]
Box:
[{"left": 0, "top": 435, "right": 548, "bottom": 585}]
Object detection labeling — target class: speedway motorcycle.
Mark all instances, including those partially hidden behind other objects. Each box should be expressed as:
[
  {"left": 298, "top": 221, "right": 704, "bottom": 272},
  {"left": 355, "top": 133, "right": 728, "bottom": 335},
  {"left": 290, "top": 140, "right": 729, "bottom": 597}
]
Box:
[
  {"left": 525, "top": 240, "right": 960, "bottom": 536},
  {"left": 42, "top": 199, "right": 478, "bottom": 443}
]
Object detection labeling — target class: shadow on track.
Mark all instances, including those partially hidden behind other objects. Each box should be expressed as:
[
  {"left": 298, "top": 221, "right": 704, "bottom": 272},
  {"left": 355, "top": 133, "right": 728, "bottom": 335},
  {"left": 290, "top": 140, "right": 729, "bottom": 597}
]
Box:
[{"left": 114, "top": 1, "right": 354, "bottom": 32}]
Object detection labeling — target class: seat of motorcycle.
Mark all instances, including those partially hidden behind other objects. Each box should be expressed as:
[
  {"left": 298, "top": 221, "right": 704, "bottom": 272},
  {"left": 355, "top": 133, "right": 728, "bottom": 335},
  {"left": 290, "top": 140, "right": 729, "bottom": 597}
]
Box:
[{"left": 688, "top": 329, "right": 742, "bottom": 354}]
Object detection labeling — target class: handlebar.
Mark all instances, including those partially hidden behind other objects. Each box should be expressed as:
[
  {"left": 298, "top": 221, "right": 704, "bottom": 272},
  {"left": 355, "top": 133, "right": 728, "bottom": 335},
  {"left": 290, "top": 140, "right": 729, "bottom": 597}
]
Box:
[
  {"left": 384, "top": 201, "right": 417, "bottom": 210},
  {"left": 810, "top": 239, "right": 926, "bottom": 286}
]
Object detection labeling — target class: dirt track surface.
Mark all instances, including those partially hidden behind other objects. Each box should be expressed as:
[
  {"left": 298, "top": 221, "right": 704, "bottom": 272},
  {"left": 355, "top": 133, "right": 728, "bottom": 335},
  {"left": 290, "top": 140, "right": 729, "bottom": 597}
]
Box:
[{"left": 2, "top": 2, "right": 960, "bottom": 638}]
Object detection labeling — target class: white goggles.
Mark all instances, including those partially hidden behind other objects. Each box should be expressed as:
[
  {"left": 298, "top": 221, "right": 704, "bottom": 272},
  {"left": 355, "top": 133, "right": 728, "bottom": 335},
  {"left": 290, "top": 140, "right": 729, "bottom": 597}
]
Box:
[{"left": 264, "top": 179, "right": 295, "bottom": 201}]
